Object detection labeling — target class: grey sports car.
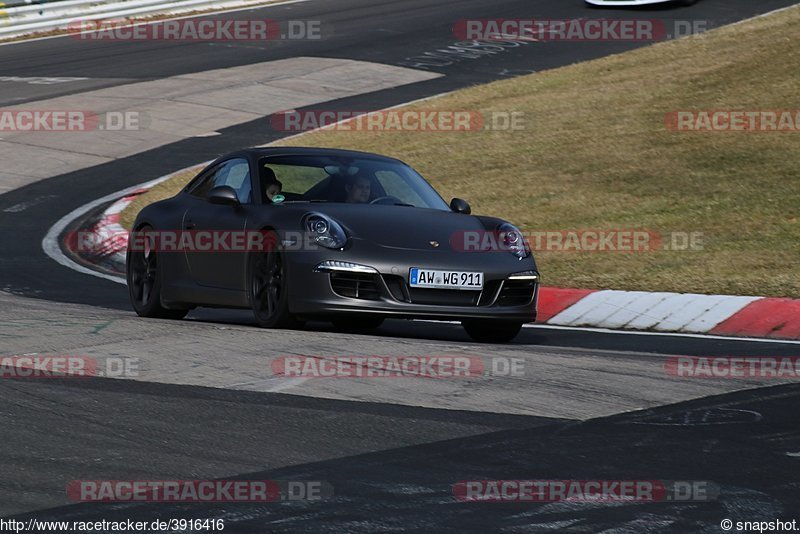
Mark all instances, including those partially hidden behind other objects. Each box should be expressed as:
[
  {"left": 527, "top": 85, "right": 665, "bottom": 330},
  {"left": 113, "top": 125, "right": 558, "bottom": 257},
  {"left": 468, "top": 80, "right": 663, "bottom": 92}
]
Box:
[{"left": 127, "top": 147, "right": 539, "bottom": 342}]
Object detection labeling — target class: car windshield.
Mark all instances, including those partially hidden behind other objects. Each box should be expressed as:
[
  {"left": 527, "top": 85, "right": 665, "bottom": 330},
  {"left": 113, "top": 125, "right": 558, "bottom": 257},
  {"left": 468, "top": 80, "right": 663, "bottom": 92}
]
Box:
[{"left": 258, "top": 155, "right": 451, "bottom": 210}]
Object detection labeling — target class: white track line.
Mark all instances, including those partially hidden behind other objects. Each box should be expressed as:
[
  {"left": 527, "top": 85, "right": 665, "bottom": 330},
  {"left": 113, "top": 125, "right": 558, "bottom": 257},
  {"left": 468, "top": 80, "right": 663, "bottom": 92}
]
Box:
[
  {"left": 40, "top": 91, "right": 461, "bottom": 288},
  {"left": 413, "top": 320, "right": 800, "bottom": 345},
  {"left": 41, "top": 173, "right": 183, "bottom": 285},
  {"left": 39, "top": 3, "right": 800, "bottom": 346},
  {"left": 520, "top": 323, "right": 800, "bottom": 346},
  {"left": 41, "top": 173, "right": 800, "bottom": 346}
]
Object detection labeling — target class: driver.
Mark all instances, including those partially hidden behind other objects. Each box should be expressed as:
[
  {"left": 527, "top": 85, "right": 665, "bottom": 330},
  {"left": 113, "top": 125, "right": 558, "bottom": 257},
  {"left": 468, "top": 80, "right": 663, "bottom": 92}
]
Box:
[
  {"left": 344, "top": 175, "right": 371, "bottom": 203},
  {"left": 265, "top": 179, "right": 283, "bottom": 202},
  {"left": 261, "top": 166, "right": 282, "bottom": 202}
]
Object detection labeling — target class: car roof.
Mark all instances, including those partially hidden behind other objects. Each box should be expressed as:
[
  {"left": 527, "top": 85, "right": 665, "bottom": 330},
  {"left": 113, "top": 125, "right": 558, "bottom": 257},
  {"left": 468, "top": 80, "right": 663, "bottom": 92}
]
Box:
[{"left": 221, "top": 147, "right": 407, "bottom": 165}]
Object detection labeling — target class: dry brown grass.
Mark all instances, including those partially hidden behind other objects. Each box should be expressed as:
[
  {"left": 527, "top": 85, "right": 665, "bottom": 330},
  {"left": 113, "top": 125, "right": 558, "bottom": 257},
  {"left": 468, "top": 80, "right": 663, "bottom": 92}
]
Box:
[{"left": 122, "top": 6, "right": 800, "bottom": 297}]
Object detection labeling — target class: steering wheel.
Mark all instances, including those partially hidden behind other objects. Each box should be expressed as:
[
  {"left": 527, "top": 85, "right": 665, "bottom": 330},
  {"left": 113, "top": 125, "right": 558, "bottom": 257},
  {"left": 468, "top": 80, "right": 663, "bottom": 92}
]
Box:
[{"left": 369, "top": 195, "right": 403, "bottom": 205}]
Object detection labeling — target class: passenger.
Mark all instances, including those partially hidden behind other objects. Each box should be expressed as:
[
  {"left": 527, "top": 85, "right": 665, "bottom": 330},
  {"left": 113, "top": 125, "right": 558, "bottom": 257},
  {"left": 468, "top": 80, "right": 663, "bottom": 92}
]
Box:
[{"left": 344, "top": 175, "right": 371, "bottom": 203}]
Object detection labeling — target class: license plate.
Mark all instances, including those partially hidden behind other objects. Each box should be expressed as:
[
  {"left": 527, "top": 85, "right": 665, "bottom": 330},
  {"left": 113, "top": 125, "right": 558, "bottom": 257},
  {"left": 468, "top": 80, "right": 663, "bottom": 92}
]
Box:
[{"left": 409, "top": 268, "right": 484, "bottom": 290}]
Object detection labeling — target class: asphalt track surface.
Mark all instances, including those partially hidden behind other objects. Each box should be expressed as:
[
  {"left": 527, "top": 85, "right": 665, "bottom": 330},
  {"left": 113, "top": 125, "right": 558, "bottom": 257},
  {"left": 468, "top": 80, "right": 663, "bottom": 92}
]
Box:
[{"left": 1, "top": 0, "right": 800, "bottom": 530}]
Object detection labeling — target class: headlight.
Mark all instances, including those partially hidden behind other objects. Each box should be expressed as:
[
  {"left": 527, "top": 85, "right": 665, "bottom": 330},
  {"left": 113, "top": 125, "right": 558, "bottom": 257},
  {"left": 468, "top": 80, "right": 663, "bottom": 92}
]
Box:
[
  {"left": 305, "top": 213, "right": 347, "bottom": 249},
  {"left": 498, "top": 222, "right": 529, "bottom": 259}
]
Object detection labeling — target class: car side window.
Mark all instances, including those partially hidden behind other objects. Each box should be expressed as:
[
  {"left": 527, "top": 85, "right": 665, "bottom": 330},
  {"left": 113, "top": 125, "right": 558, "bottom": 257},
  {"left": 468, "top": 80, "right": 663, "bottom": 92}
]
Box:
[
  {"left": 188, "top": 158, "right": 252, "bottom": 203},
  {"left": 259, "top": 160, "right": 329, "bottom": 202}
]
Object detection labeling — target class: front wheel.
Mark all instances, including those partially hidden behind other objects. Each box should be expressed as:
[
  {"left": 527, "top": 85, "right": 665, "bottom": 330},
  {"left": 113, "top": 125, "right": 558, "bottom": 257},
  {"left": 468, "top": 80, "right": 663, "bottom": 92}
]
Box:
[
  {"left": 249, "top": 236, "right": 299, "bottom": 328},
  {"left": 126, "top": 225, "right": 188, "bottom": 320},
  {"left": 462, "top": 320, "right": 522, "bottom": 343}
]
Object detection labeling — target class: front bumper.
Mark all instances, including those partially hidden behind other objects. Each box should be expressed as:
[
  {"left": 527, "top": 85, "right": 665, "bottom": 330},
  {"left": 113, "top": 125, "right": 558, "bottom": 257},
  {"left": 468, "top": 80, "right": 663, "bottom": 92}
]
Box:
[{"left": 286, "top": 243, "right": 539, "bottom": 322}]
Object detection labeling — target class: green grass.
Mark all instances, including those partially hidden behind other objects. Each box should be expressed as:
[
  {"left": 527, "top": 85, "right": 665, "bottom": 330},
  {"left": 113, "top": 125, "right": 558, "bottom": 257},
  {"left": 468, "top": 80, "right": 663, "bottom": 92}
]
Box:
[{"left": 122, "top": 6, "right": 800, "bottom": 297}]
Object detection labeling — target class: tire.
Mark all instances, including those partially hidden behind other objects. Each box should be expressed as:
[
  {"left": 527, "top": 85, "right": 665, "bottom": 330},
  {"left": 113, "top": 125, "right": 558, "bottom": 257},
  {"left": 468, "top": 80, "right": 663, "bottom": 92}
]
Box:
[
  {"left": 331, "top": 316, "right": 385, "bottom": 332},
  {"left": 127, "top": 225, "right": 189, "bottom": 320},
  {"left": 462, "top": 320, "right": 522, "bottom": 343},
  {"left": 248, "top": 233, "right": 299, "bottom": 328}
]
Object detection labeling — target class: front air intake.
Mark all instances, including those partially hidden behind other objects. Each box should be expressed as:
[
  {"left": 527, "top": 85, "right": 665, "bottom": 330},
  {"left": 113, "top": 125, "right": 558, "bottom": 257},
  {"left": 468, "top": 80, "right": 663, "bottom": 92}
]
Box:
[{"left": 330, "top": 272, "right": 381, "bottom": 300}]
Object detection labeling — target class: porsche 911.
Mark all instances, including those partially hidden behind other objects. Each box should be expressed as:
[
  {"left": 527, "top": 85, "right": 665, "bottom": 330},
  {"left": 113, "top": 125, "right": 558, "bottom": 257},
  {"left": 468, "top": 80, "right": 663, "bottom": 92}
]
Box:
[{"left": 126, "top": 147, "right": 540, "bottom": 343}]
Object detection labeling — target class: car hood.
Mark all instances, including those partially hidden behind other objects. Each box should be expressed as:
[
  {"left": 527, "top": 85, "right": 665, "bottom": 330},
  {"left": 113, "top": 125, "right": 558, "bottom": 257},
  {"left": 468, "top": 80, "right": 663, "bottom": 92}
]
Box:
[{"left": 305, "top": 204, "right": 490, "bottom": 251}]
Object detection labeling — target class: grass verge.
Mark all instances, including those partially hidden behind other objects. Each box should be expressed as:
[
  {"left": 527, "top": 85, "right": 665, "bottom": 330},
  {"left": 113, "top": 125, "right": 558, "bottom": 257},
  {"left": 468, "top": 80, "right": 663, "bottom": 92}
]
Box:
[{"left": 122, "top": 6, "right": 800, "bottom": 297}]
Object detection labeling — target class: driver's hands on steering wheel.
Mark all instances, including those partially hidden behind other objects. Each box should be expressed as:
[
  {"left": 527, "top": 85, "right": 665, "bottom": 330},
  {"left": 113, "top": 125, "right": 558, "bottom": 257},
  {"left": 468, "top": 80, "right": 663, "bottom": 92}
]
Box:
[{"left": 369, "top": 195, "right": 403, "bottom": 205}]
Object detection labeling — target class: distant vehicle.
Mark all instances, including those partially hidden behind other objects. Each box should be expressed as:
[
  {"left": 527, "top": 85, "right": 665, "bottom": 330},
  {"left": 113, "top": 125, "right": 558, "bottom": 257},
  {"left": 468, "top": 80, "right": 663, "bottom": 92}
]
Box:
[
  {"left": 586, "top": 0, "right": 697, "bottom": 6},
  {"left": 127, "top": 147, "right": 540, "bottom": 343}
]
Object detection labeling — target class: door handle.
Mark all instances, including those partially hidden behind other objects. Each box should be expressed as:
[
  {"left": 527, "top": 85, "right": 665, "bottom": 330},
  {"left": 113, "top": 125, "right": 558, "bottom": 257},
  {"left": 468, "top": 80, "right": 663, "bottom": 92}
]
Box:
[{"left": 184, "top": 220, "right": 196, "bottom": 230}]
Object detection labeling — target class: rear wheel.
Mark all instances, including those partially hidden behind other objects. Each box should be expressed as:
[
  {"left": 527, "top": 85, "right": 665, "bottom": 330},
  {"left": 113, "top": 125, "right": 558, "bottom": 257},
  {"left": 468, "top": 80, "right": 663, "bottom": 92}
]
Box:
[
  {"left": 462, "top": 320, "right": 522, "bottom": 343},
  {"left": 249, "top": 236, "right": 299, "bottom": 328},
  {"left": 127, "top": 225, "right": 188, "bottom": 320}
]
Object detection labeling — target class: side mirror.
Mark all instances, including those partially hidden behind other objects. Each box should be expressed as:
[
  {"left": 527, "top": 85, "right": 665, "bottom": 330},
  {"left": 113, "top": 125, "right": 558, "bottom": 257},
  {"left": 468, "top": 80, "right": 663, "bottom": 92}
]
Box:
[
  {"left": 450, "top": 197, "right": 471, "bottom": 215},
  {"left": 207, "top": 186, "right": 240, "bottom": 206}
]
